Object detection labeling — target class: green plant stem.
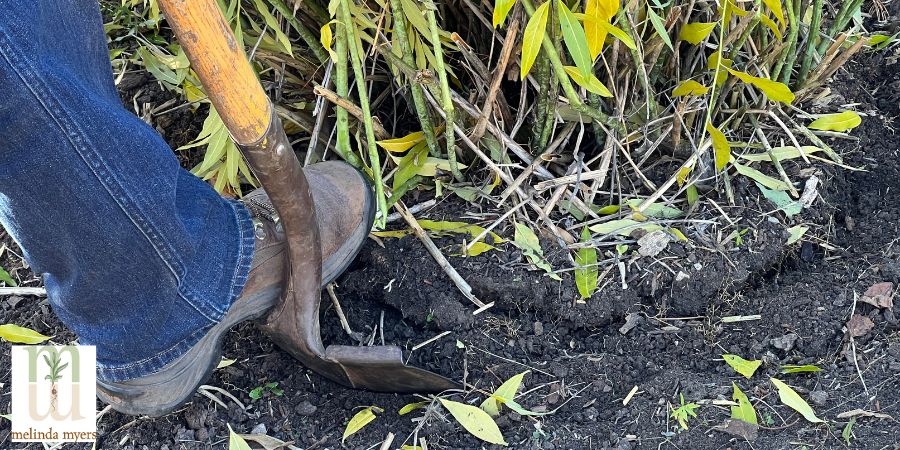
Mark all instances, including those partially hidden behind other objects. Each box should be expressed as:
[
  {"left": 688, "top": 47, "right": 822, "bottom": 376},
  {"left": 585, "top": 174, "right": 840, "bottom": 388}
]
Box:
[
  {"left": 520, "top": 0, "right": 620, "bottom": 131},
  {"left": 727, "top": 11, "right": 760, "bottom": 61},
  {"left": 817, "top": 0, "right": 863, "bottom": 55},
  {"left": 332, "top": 21, "right": 362, "bottom": 167},
  {"left": 338, "top": 0, "right": 387, "bottom": 224},
  {"left": 776, "top": 0, "right": 801, "bottom": 84},
  {"left": 389, "top": 0, "right": 440, "bottom": 157},
  {"left": 425, "top": 7, "right": 463, "bottom": 182},
  {"left": 616, "top": 7, "right": 656, "bottom": 119},
  {"left": 797, "top": 0, "right": 822, "bottom": 85}
]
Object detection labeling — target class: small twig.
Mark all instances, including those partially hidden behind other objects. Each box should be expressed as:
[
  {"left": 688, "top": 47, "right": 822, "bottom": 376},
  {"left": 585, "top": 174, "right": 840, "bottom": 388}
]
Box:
[
  {"left": 313, "top": 84, "right": 389, "bottom": 140},
  {"left": 379, "top": 433, "right": 395, "bottom": 450},
  {"left": 411, "top": 330, "right": 452, "bottom": 351},
  {"left": 326, "top": 283, "right": 355, "bottom": 337},
  {"left": 394, "top": 201, "right": 490, "bottom": 310},
  {"left": 0, "top": 287, "right": 46, "bottom": 297},
  {"left": 470, "top": 19, "right": 520, "bottom": 142},
  {"left": 849, "top": 292, "right": 870, "bottom": 396}
]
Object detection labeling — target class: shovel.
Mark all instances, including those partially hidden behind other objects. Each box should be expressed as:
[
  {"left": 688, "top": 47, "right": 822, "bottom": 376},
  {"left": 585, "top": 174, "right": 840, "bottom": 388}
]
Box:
[{"left": 156, "top": 0, "right": 458, "bottom": 393}]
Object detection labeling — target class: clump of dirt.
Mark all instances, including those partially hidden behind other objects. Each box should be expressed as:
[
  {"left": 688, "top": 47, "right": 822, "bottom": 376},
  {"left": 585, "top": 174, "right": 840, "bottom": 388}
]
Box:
[{"left": 3, "top": 53, "right": 900, "bottom": 450}]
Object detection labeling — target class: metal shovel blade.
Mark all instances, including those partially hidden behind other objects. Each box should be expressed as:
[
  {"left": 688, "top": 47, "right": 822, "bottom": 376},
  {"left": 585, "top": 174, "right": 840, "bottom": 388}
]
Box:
[{"left": 325, "top": 345, "right": 459, "bottom": 393}]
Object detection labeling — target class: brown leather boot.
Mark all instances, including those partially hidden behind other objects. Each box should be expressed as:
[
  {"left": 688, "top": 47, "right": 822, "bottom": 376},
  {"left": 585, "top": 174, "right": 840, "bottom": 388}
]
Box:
[{"left": 96, "top": 161, "right": 373, "bottom": 416}]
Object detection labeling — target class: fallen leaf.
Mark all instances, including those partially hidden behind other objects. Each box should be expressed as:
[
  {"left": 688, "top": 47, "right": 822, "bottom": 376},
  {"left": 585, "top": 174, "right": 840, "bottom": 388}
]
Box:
[
  {"left": 722, "top": 354, "right": 762, "bottom": 379},
  {"left": 860, "top": 282, "right": 893, "bottom": 309},
  {"left": 842, "top": 416, "right": 856, "bottom": 446},
  {"left": 836, "top": 409, "right": 893, "bottom": 420},
  {"left": 731, "top": 382, "right": 758, "bottom": 425},
  {"left": 342, "top": 406, "right": 383, "bottom": 443},
  {"left": 846, "top": 314, "right": 874, "bottom": 338},
  {"left": 589, "top": 218, "right": 662, "bottom": 236},
  {"left": 780, "top": 364, "right": 822, "bottom": 374},
  {"left": 239, "top": 433, "right": 294, "bottom": 450},
  {"left": 482, "top": 371, "right": 529, "bottom": 417},
  {"left": 770, "top": 378, "right": 825, "bottom": 423},
  {"left": 0, "top": 266, "right": 16, "bottom": 287},
  {"left": 808, "top": 111, "right": 862, "bottom": 132},
  {"left": 718, "top": 418, "right": 759, "bottom": 441},
  {"left": 217, "top": 358, "right": 236, "bottom": 369},
  {"left": 637, "top": 230, "right": 671, "bottom": 257},
  {"left": 0, "top": 324, "right": 51, "bottom": 344},
  {"left": 575, "top": 228, "right": 599, "bottom": 299},
  {"left": 377, "top": 131, "right": 426, "bottom": 153},
  {"left": 706, "top": 121, "right": 731, "bottom": 171},
  {"left": 228, "top": 425, "right": 252, "bottom": 450},
  {"left": 786, "top": 225, "right": 809, "bottom": 245},
  {"left": 440, "top": 399, "right": 507, "bottom": 445},
  {"left": 756, "top": 183, "right": 801, "bottom": 217},
  {"left": 399, "top": 401, "right": 429, "bottom": 415}
]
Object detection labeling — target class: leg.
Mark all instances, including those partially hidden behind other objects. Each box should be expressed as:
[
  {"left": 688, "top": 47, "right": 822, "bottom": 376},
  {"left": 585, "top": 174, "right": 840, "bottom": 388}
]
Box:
[{"left": 0, "top": 0, "right": 255, "bottom": 381}]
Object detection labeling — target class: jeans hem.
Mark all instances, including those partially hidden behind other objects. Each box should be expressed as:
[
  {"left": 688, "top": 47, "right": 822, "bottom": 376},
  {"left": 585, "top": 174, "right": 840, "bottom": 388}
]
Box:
[{"left": 95, "top": 200, "right": 256, "bottom": 382}]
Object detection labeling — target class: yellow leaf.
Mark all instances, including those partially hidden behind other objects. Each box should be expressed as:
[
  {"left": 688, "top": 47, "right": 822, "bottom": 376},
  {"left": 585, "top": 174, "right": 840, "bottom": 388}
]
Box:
[
  {"left": 722, "top": 354, "right": 762, "bottom": 379},
  {"left": 377, "top": 130, "right": 426, "bottom": 152},
  {"left": 672, "top": 80, "right": 709, "bottom": 97},
  {"left": 734, "top": 162, "right": 791, "bottom": 191},
  {"left": 705, "top": 121, "right": 731, "bottom": 172},
  {"left": 759, "top": 14, "right": 783, "bottom": 40},
  {"left": 599, "top": 0, "right": 619, "bottom": 18},
  {"left": 584, "top": 0, "right": 609, "bottom": 59},
  {"left": 740, "top": 146, "right": 824, "bottom": 162},
  {"left": 762, "top": 0, "right": 786, "bottom": 29},
  {"left": 493, "top": 0, "right": 516, "bottom": 28},
  {"left": 371, "top": 229, "right": 412, "bottom": 238},
  {"left": 676, "top": 164, "right": 693, "bottom": 186},
  {"left": 342, "top": 406, "right": 383, "bottom": 443},
  {"left": 808, "top": 111, "right": 862, "bottom": 132},
  {"left": 418, "top": 219, "right": 505, "bottom": 243},
  {"left": 320, "top": 22, "right": 337, "bottom": 61},
  {"left": 731, "top": 382, "right": 758, "bottom": 425},
  {"left": 228, "top": 424, "right": 252, "bottom": 450},
  {"left": 399, "top": 401, "right": 429, "bottom": 415},
  {"left": 720, "top": 0, "right": 748, "bottom": 28},
  {"left": 770, "top": 378, "right": 825, "bottom": 423},
  {"left": 0, "top": 324, "right": 51, "bottom": 344},
  {"left": 440, "top": 399, "right": 508, "bottom": 445},
  {"left": 707, "top": 50, "right": 733, "bottom": 70},
  {"left": 466, "top": 242, "right": 497, "bottom": 257},
  {"left": 727, "top": 69, "right": 795, "bottom": 104},
  {"left": 600, "top": 21, "right": 636, "bottom": 50},
  {"left": 217, "top": 358, "right": 236, "bottom": 369},
  {"left": 679, "top": 22, "right": 716, "bottom": 45},
  {"left": 481, "top": 371, "right": 529, "bottom": 417},
  {"left": 521, "top": 1, "right": 551, "bottom": 79},
  {"left": 564, "top": 66, "right": 612, "bottom": 96}
]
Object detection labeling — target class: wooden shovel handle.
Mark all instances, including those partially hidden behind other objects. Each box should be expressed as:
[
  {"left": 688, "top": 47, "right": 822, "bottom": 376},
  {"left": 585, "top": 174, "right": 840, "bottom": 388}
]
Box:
[{"left": 156, "top": 0, "right": 271, "bottom": 145}]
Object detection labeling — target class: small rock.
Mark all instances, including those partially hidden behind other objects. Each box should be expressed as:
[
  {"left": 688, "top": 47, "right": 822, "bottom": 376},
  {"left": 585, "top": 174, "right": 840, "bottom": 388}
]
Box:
[
  {"left": 251, "top": 423, "right": 267, "bottom": 435},
  {"left": 195, "top": 428, "right": 209, "bottom": 442},
  {"left": 772, "top": 333, "right": 799, "bottom": 351},
  {"left": 809, "top": 390, "right": 828, "bottom": 406},
  {"left": 619, "top": 313, "right": 643, "bottom": 335},
  {"left": 847, "top": 314, "right": 875, "bottom": 338},
  {"left": 533, "top": 321, "right": 544, "bottom": 336},
  {"left": 637, "top": 230, "right": 671, "bottom": 257},
  {"left": 295, "top": 400, "right": 317, "bottom": 416},
  {"left": 542, "top": 441, "right": 555, "bottom": 450},
  {"left": 860, "top": 282, "right": 894, "bottom": 309},
  {"left": 175, "top": 428, "right": 195, "bottom": 441},
  {"left": 6, "top": 296, "right": 23, "bottom": 308}
]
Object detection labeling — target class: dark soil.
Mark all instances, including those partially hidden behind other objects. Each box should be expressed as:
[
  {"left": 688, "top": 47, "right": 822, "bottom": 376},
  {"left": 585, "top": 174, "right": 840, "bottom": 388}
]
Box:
[{"left": 3, "top": 51, "right": 900, "bottom": 450}]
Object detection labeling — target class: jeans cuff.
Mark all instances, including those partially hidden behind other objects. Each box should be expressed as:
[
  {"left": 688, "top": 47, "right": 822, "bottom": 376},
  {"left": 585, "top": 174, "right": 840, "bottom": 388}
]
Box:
[{"left": 95, "top": 199, "right": 256, "bottom": 382}]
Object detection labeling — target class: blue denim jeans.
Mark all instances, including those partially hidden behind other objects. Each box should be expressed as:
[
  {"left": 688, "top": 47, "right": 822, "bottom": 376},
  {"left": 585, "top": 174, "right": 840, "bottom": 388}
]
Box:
[{"left": 0, "top": 0, "right": 255, "bottom": 381}]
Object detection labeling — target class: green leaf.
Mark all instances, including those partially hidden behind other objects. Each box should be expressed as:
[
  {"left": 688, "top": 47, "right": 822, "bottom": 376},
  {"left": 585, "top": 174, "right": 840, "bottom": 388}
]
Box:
[
  {"left": 646, "top": 6, "right": 673, "bottom": 51},
  {"left": 731, "top": 382, "right": 758, "bottom": 425},
  {"left": 722, "top": 354, "right": 762, "bottom": 379},
  {"left": 808, "top": 111, "right": 862, "bottom": 132},
  {"left": 399, "top": 401, "right": 429, "bottom": 415},
  {"left": 780, "top": 364, "right": 822, "bottom": 374},
  {"left": 558, "top": 0, "right": 593, "bottom": 77},
  {"left": 440, "top": 399, "right": 508, "bottom": 445},
  {"left": 740, "top": 146, "right": 824, "bottom": 162},
  {"left": 0, "top": 414, "right": 10, "bottom": 422},
  {"left": 342, "top": 406, "right": 383, "bottom": 443},
  {"left": 843, "top": 417, "right": 856, "bottom": 445},
  {"left": 786, "top": 225, "right": 809, "bottom": 245},
  {"left": 228, "top": 424, "right": 252, "bottom": 450},
  {"left": 626, "top": 199, "right": 684, "bottom": 218},
  {"left": 679, "top": 22, "right": 716, "bottom": 44},
  {"left": 482, "top": 371, "right": 529, "bottom": 417},
  {"left": 706, "top": 121, "right": 731, "bottom": 172},
  {"left": 736, "top": 164, "right": 791, "bottom": 191},
  {"left": 0, "top": 324, "right": 51, "bottom": 344},
  {"left": 672, "top": 79, "right": 709, "bottom": 97},
  {"left": 248, "top": 387, "right": 263, "bottom": 399},
  {"left": 392, "top": 143, "right": 430, "bottom": 191},
  {"left": 575, "top": 228, "right": 598, "bottom": 298},
  {"left": 600, "top": 21, "right": 636, "bottom": 50},
  {"left": 0, "top": 266, "right": 16, "bottom": 287},
  {"left": 377, "top": 130, "right": 427, "bottom": 152},
  {"left": 756, "top": 182, "right": 801, "bottom": 216},
  {"left": 563, "top": 66, "right": 612, "bottom": 96},
  {"left": 770, "top": 378, "right": 825, "bottom": 423},
  {"left": 493, "top": 0, "right": 517, "bottom": 28},
  {"left": 252, "top": 0, "right": 293, "bottom": 55},
  {"left": 589, "top": 218, "right": 662, "bottom": 236},
  {"left": 521, "top": 1, "right": 551, "bottom": 79},
  {"left": 727, "top": 69, "right": 795, "bottom": 104}
]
